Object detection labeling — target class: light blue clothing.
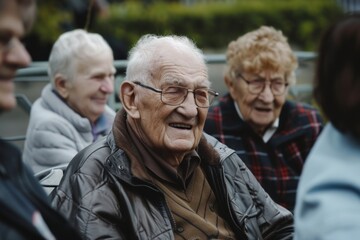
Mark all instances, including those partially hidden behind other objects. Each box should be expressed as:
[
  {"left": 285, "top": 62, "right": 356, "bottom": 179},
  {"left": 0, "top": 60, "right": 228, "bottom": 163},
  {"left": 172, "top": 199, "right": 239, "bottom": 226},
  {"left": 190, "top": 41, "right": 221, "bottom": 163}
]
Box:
[
  {"left": 23, "top": 84, "right": 115, "bottom": 174},
  {"left": 294, "top": 123, "right": 360, "bottom": 240},
  {"left": 92, "top": 113, "right": 111, "bottom": 141}
]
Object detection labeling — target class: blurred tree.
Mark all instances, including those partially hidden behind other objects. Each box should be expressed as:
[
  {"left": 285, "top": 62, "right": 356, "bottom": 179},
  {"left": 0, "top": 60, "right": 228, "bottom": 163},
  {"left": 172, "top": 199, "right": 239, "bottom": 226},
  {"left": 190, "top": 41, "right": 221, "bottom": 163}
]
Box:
[
  {"left": 65, "top": 0, "right": 110, "bottom": 30},
  {"left": 24, "top": 0, "right": 71, "bottom": 60},
  {"left": 25, "top": 0, "right": 127, "bottom": 60},
  {"left": 24, "top": 0, "right": 342, "bottom": 61}
]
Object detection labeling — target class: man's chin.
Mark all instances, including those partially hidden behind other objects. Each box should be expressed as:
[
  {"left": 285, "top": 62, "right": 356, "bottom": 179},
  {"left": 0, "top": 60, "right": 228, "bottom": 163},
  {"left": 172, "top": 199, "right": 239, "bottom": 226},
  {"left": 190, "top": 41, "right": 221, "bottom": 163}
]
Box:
[{"left": 168, "top": 140, "right": 195, "bottom": 152}]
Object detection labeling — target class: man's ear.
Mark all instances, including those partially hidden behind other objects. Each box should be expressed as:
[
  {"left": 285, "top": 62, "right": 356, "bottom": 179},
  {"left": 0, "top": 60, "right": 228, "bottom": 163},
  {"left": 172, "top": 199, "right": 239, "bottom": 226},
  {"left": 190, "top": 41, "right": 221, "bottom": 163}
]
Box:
[
  {"left": 54, "top": 74, "right": 69, "bottom": 99},
  {"left": 120, "top": 81, "right": 140, "bottom": 119}
]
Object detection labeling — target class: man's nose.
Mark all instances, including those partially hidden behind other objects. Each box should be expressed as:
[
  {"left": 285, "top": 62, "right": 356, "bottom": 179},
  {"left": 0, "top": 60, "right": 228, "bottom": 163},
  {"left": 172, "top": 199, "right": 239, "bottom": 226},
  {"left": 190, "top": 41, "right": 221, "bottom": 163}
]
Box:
[
  {"left": 4, "top": 39, "right": 32, "bottom": 68},
  {"left": 100, "top": 76, "right": 114, "bottom": 93},
  {"left": 179, "top": 91, "right": 198, "bottom": 116}
]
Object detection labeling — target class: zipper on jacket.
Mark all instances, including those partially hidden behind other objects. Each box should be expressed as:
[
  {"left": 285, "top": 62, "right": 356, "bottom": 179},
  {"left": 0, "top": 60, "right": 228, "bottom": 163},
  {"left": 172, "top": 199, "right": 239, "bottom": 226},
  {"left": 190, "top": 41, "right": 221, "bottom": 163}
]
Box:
[
  {"left": 126, "top": 177, "right": 178, "bottom": 234},
  {"left": 213, "top": 143, "right": 256, "bottom": 240},
  {"left": 224, "top": 186, "right": 249, "bottom": 240},
  {"left": 210, "top": 165, "right": 249, "bottom": 240},
  {"left": 162, "top": 194, "right": 177, "bottom": 232}
]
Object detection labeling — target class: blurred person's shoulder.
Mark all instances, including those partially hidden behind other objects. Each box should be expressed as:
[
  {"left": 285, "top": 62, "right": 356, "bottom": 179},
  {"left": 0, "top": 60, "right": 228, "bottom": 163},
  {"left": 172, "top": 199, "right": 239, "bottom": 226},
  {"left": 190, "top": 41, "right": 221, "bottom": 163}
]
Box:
[{"left": 0, "top": 140, "right": 23, "bottom": 175}]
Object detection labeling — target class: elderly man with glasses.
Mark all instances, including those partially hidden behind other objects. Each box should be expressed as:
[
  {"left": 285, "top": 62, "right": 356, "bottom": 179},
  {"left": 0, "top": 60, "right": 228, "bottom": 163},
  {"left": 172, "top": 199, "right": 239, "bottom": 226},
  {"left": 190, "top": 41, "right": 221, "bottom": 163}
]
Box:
[
  {"left": 204, "top": 26, "right": 324, "bottom": 213},
  {"left": 52, "top": 34, "right": 294, "bottom": 239}
]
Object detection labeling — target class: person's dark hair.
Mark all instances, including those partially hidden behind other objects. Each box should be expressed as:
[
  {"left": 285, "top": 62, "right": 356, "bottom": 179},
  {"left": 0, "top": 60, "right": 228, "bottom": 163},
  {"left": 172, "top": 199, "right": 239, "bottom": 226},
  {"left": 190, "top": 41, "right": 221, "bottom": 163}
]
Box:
[{"left": 314, "top": 13, "right": 360, "bottom": 138}]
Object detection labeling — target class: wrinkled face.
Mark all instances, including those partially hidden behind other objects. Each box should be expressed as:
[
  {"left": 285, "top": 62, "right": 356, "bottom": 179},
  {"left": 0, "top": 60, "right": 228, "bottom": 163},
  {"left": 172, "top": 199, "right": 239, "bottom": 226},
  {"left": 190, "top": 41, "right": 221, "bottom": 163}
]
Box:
[
  {"left": 63, "top": 52, "right": 115, "bottom": 123},
  {"left": 0, "top": 1, "right": 32, "bottom": 111},
  {"left": 133, "top": 50, "right": 209, "bottom": 161},
  {"left": 226, "top": 69, "right": 288, "bottom": 134}
]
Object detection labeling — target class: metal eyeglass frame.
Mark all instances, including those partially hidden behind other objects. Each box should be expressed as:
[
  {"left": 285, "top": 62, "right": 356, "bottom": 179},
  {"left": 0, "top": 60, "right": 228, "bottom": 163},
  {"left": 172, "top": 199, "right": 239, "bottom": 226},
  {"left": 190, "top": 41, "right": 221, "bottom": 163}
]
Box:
[{"left": 133, "top": 81, "right": 219, "bottom": 108}]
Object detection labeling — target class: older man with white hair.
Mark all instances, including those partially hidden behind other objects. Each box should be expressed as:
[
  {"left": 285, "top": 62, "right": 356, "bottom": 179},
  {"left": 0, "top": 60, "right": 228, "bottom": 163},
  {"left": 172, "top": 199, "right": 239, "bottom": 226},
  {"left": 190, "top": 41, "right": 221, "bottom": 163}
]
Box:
[{"left": 52, "top": 34, "right": 293, "bottom": 240}]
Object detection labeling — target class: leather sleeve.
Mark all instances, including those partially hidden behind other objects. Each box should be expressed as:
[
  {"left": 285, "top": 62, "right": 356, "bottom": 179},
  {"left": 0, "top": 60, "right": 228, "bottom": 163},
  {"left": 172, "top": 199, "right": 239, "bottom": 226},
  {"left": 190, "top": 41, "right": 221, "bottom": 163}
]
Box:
[
  {"left": 225, "top": 153, "right": 294, "bottom": 240},
  {"left": 51, "top": 141, "right": 127, "bottom": 240}
]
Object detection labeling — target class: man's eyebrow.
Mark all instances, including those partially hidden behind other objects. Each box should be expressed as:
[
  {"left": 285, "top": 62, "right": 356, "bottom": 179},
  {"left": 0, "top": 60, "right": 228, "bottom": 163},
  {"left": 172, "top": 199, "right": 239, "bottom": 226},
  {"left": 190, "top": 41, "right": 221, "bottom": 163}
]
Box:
[
  {"left": 0, "top": 30, "right": 13, "bottom": 38},
  {"left": 0, "top": 23, "right": 26, "bottom": 40}
]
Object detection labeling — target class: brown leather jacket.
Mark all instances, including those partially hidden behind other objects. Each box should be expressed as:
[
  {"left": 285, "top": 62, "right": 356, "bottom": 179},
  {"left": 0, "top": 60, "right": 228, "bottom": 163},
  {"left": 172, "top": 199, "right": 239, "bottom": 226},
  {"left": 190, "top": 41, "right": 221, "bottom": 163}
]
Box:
[{"left": 51, "top": 132, "right": 293, "bottom": 239}]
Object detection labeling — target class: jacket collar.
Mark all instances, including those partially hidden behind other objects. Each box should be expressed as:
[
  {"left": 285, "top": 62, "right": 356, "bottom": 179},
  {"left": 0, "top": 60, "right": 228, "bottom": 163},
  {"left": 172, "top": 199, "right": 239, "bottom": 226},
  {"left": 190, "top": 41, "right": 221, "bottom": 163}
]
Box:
[
  {"left": 42, "top": 83, "right": 114, "bottom": 136},
  {"left": 106, "top": 109, "right": 224, "bottom": 182}
]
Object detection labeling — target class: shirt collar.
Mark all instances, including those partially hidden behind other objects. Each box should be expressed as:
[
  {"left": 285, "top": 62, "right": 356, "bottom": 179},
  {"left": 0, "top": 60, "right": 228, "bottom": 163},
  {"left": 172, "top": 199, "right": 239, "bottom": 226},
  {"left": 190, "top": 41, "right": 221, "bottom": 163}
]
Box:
[
  {"left": 234, "top": 101, "right": 279, "bottom": 142},
  {"left": 92, "top": 114, "right": 111, "bottom": 142}
]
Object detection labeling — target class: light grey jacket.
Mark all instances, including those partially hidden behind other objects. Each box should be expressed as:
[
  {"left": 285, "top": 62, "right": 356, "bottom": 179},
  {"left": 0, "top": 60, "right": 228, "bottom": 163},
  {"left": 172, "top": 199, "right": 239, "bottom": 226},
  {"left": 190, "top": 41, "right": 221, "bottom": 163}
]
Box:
[
  {"left": 23, "top": 84, "right": 115, "bottom": 175},
  {"left": 295, "top": 123, "right": 360, "bottom": 240}
]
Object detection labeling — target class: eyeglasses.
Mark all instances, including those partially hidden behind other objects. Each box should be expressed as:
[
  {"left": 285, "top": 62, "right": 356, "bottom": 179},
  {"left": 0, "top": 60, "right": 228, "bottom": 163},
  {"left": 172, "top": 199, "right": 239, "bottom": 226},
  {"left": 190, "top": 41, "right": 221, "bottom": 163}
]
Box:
[
  {"left": 134, "top": 81, "right": 219, "bottom": 108},
  {"left": 234, "top": 72, "right": 289, "bottom": 96}
]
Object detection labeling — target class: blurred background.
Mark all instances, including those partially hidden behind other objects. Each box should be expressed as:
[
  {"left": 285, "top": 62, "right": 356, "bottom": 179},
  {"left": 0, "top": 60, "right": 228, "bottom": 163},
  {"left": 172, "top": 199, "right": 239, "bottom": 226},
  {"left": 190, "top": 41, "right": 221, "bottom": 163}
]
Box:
[
  {"left": 1, "top": 0, "right": 358, "bottom": 150},
  {"left": 27, "top": 0, "right": 347, "bottom": 61}
]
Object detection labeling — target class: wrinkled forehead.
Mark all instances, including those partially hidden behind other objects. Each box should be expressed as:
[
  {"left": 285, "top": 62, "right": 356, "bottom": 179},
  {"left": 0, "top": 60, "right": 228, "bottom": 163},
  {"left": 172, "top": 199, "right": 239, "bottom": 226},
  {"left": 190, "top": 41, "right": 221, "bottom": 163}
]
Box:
[{"left": 154, "top": 46, "right": 209, "bottom": 86}]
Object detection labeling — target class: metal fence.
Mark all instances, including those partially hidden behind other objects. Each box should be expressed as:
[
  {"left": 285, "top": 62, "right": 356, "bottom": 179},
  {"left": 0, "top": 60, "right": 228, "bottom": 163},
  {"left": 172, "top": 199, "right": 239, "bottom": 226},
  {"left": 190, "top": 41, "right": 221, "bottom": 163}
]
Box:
[
  {"left": 1, "top": 52, "right": 316, "bottom": 147},
  {"left": 14, "top": 51, "right": 316, "bottom": 111},
  {"left": 337, "top": 0, "right": 360, "bottom": 12}
]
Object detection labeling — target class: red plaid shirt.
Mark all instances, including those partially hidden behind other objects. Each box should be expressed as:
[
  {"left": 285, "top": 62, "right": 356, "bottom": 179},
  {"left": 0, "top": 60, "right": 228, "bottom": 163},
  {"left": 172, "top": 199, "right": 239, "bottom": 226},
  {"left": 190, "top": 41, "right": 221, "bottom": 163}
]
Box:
[{"left": 204, "top": 94, "right": 323, "bottom": 212}]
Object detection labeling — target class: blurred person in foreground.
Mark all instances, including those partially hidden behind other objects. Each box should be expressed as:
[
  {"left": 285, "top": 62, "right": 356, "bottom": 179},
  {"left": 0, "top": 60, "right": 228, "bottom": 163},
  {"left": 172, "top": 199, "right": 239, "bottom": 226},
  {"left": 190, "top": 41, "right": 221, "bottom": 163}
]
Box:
[
  {"left": 52, "top": 34, "right": 294, "bottom": 239},
  {"left": 0, "top": 0, "right": 80, "bottom": 239},
  {"left": 294, "top": 14, "right": 360, "bottom": 239},
  {"left": 204, "top": 26, "right": 323, "bottom": 212},
  {"left": 23, "top": 29, "right": 116, "bottom": 179}
]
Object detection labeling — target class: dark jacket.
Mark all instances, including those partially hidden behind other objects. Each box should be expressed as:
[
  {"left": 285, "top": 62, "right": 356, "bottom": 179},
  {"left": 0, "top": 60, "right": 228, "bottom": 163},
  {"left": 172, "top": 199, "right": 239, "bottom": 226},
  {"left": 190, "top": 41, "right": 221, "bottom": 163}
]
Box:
[
  {"left": 205, "top": 95, "right": 323, "bottom": 211},
  {"left": 0, "top": 140, "right": 80, "bottom": 240},
  {"left": 51, "top": 130, "right": 293, "bottom": 240}
]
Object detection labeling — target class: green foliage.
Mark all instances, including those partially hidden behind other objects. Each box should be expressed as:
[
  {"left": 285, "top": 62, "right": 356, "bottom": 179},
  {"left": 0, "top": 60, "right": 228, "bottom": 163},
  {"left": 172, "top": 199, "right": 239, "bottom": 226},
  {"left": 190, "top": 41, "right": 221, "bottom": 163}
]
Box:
[
  {"left": 32, "top": 1, "right": 71, "bottom": 43},
  {"left": 92, "top": 0, "right": 343, "bottom": 51},
  {"left": 29, "top": 0, "right": 343, "bottom": 59}
]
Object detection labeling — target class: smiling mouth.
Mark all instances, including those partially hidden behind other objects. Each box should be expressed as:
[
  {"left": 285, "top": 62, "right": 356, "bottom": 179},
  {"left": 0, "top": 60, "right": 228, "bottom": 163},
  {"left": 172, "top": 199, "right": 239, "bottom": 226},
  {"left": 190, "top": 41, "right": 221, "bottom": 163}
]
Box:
[
  {"left": 169, "top": 123, "right": 192, "bottom": 130},
  {"left": 255, "top": 107, "right": 272, "bottom": 112}
]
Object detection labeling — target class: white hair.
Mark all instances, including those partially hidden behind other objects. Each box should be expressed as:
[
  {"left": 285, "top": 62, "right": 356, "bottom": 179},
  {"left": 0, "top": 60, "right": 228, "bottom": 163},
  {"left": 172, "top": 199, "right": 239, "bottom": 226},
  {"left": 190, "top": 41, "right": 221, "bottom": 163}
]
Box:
[
  {"left": 48, "top": 29, "right": 113, "bottom": 86},
  {"left": 125, "top": 34, "right": 206, "bottom": 84}
]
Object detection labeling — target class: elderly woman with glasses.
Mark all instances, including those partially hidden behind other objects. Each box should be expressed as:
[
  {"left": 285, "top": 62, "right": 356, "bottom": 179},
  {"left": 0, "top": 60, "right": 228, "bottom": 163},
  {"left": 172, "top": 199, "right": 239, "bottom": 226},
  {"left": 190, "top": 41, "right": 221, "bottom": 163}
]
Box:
[
  {"left": 204, "top": 26, "right": 324, "bottom": 213},
  {"left": 52, "top": 34, "right": 294, "bottom": 239}
]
